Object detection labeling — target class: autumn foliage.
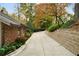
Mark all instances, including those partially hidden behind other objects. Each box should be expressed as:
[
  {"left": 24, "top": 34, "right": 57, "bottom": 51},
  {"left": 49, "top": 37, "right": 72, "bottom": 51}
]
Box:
[{"left": 33, "top": 3, "right": 67, "bottom": 29}]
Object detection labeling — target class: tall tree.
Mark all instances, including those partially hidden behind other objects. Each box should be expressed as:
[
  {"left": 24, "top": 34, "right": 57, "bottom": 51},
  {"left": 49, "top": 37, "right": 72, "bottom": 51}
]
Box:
[
  {"left": 19, "top": 3, "right": 35, "bottom": 31},
  {"left": 33, "top": 3, "right": 67, "bottom": 29}
]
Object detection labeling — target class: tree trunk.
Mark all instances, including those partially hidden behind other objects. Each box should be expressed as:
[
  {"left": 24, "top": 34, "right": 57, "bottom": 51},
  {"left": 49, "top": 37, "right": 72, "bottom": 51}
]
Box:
[
  {"left": 70, "top": 3, "right": 79, "bottom": 30},
  {"left": 75, "top": 3, "right": 79, "bottom": 20}
]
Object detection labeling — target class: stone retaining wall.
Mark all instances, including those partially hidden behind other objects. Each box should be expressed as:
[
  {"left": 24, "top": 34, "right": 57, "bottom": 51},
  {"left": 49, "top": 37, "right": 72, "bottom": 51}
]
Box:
[{"left": 46, "top": 30, "right": 79, "bottom": 55}]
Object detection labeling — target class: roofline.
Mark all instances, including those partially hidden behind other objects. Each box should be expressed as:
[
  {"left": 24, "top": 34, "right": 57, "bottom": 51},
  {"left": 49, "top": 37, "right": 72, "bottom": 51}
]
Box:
[{"left": 0, "top": 12, "right": 21, "bottom": 26}]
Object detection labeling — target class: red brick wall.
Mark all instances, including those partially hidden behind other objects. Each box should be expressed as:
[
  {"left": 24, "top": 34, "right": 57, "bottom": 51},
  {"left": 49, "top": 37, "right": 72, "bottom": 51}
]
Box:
[{"left": 2, "top": 23, "right": 19, "bottom": 45}]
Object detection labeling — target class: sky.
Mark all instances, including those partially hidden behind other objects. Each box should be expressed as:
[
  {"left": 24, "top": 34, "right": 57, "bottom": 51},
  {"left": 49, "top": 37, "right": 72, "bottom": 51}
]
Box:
[
  {"left": 0, "top": 3, "right": 17, "bottom": 14},
  {"left": 66, "top": 3, "right": 75, "bottom": 15},
  {"left": 0, "top": 3, "right": 74, "bottom": 14}
]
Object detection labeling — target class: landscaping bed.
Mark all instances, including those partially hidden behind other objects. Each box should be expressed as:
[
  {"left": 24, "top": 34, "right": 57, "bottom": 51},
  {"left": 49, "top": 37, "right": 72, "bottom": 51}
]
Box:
[{"left": 0, "top": 38, "right": 27, "bottom": 56}]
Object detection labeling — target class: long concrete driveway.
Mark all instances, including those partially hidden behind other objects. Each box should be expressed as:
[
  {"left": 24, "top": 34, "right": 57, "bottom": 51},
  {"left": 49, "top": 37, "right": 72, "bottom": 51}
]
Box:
[{"left": 16, "top": 31, "right": 74, "bottom": 56}]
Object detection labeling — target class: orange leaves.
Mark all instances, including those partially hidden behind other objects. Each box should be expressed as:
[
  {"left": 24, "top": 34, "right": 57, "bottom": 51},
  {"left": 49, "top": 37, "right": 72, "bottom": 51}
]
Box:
[{"left": 33, "top": 3, "right": 67, "bottom": 29}]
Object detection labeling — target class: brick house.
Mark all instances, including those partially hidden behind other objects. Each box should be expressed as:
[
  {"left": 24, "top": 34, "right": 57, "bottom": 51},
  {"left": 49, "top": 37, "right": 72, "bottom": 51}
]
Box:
[{"left": 0, "top": 12, "right": 26, "bottom": 47}]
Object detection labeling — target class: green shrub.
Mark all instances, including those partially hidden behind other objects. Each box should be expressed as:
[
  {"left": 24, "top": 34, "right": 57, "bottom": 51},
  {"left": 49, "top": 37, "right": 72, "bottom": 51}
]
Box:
[
  {"left": 40, "top": 20, "right": 51, "bottom": 29},
  {"left": 47, "top": 23, "right": 60, "bottom": 32},
  {"left": 0, "top": 46, "right": 15, "bottom": 55},
  {"left": 6, "top": 46, "right": 16, "bottom": 54},
  {"left": 61, "top": 20, "right": 74, "bottom": 28},
  {"left": 0, "top": 38, "right": 26, "bottom": 56},
  {"left": 26, "top": 29, "right": 33, "bottom": 37},
  {"left": 15, "top": 38, "right": 26, "bottom": 44},
  {"left": 0, "top": 48, "right": 6, "bottom": 56},
  {"left": 13, "top": 43, "right": 22, "bottom": 49},
  {"left": 3, "top": 46, "right": 10, "bottom": 54},
  {"left": 3, "top": 44, "right": 16, "bottom": 54}
]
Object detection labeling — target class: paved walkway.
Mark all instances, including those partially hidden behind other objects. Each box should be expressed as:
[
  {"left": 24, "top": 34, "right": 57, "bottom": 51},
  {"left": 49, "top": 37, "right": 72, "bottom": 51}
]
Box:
[{"left": 16, "top": 31, "right": 74, "bottom": 56}]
